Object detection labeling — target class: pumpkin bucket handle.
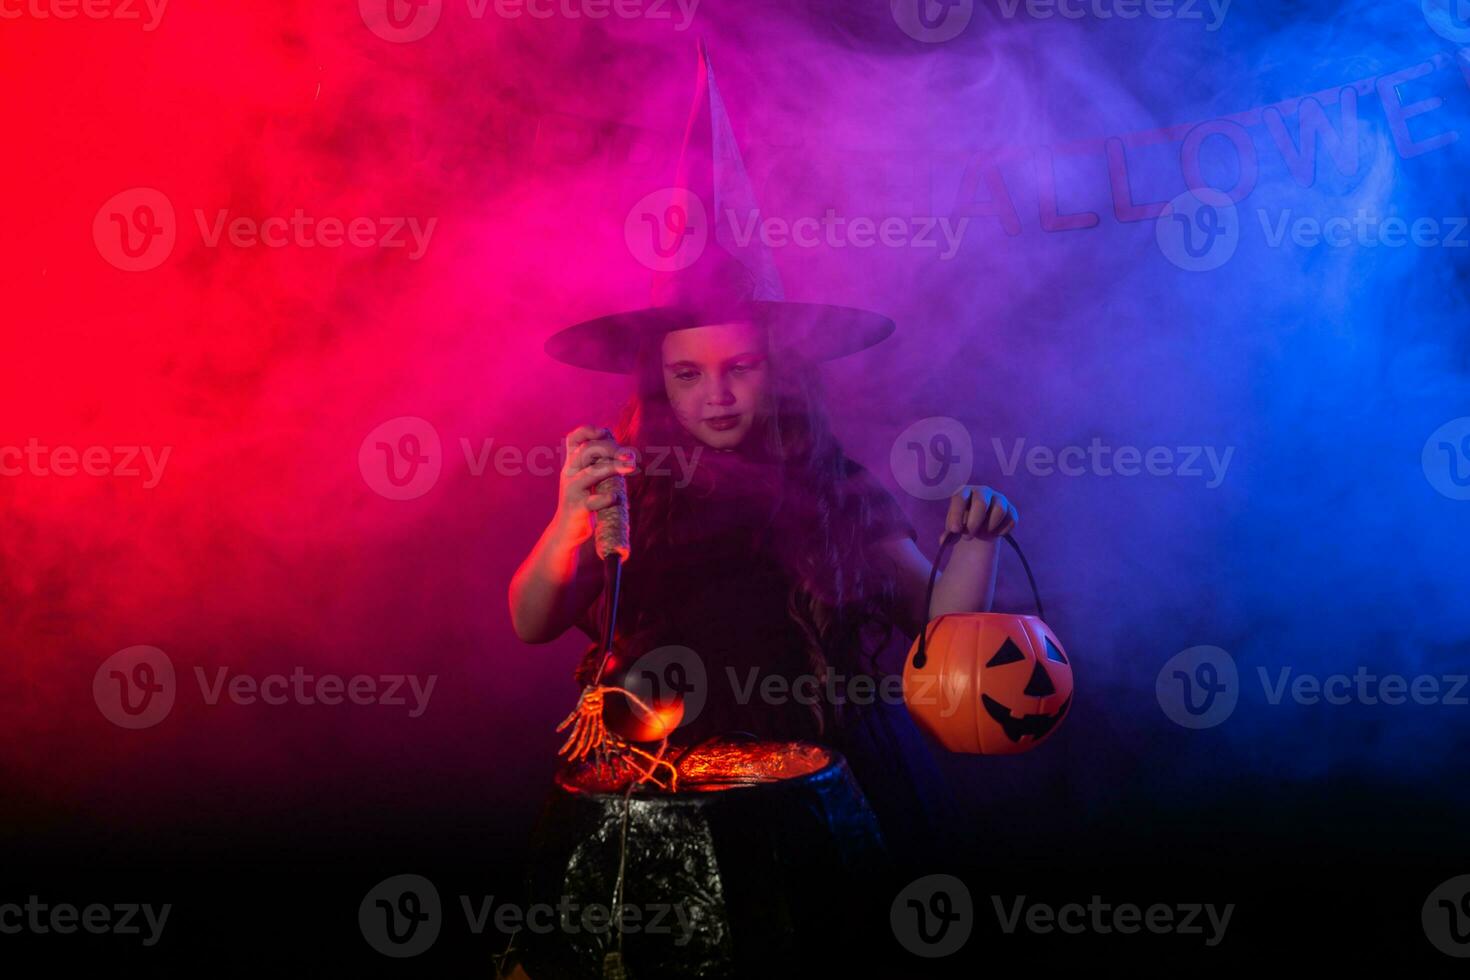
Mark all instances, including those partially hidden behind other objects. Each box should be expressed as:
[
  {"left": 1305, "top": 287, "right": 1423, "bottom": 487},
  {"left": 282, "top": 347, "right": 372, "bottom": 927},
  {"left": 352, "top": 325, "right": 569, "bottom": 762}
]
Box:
[{"left": 916, "top": 531, "right": 1046, "bottom": 670}]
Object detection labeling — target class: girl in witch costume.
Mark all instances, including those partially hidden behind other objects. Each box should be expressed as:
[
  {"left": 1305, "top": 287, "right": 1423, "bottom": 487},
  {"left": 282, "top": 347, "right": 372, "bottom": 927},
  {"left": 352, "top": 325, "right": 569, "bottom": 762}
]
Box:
[{"left": 507, "top": 43, "right": 1017, "bottom": 863}]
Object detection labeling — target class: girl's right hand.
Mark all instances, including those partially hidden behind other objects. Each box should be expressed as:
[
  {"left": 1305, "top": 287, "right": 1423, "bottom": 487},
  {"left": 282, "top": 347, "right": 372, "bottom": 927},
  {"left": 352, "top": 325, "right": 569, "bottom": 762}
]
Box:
[{"left": 554, "top": 425, "right": 637, "bottom": 544}]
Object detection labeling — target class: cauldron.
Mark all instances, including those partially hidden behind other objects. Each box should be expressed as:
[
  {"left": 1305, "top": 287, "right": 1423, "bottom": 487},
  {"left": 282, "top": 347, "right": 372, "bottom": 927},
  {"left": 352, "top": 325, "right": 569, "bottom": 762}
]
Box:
[{"left": 517, "top": 739, "right": 895, "bottom": 979}]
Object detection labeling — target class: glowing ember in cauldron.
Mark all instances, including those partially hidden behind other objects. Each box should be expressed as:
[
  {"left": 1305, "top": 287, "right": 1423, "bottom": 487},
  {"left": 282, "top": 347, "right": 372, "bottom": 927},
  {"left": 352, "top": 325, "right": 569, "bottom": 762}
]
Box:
[
  {"left": 557, "top": 739, "right": 833, "bottom": 794},
  {"left": 675, "top": 740, "right": 831, "bottom": 790}
]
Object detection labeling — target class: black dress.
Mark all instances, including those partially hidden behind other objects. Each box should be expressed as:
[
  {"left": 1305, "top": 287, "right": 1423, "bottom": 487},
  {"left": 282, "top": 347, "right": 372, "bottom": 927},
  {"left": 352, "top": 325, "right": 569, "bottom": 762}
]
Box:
[{"left": 570, "top": 443, "right": 958, "bottom": 869}]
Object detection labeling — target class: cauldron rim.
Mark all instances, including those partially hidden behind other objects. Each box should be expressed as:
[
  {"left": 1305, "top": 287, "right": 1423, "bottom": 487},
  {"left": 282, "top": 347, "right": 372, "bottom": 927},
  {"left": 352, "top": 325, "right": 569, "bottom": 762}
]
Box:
[{"left": 553, "top": 739, "right": 846, "bottom": 800}]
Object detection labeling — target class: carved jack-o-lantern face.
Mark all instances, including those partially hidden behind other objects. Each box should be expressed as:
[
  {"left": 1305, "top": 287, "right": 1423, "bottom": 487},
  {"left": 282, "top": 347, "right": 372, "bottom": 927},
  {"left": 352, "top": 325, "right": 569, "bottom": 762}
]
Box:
[{"left": 903, "top": 613, "right": 1072, "bottom": 755}]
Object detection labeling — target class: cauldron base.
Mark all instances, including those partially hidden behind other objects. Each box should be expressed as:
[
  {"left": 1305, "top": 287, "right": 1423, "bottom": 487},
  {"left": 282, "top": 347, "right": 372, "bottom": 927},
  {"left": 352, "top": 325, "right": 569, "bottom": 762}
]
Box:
[{"left": 518, "top": 739, "right": 894, "bottom": 979}]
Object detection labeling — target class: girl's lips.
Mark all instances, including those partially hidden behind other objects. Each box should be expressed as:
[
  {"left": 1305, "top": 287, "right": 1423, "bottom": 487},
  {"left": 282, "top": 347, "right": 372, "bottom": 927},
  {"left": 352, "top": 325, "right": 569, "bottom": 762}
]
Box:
[{"left": 704, "top": 415, "right": 740, "bottom": 431}]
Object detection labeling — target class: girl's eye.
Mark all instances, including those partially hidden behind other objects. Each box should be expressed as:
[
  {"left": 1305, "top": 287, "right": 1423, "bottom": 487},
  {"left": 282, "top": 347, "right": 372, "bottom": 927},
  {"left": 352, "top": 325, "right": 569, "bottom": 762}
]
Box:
[{"left": 675, "top": 371, "right": 698, "bottom": 382}]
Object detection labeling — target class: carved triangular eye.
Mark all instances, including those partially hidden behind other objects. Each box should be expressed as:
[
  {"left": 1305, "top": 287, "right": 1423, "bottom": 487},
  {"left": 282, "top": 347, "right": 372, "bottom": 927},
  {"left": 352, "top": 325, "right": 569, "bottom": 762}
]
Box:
[
  {"left": 986, "top": 637, "right": 1026, "bottom": 667},
  {"left": 1045, "top": 637, "right": 1068, "bottom": 665}
]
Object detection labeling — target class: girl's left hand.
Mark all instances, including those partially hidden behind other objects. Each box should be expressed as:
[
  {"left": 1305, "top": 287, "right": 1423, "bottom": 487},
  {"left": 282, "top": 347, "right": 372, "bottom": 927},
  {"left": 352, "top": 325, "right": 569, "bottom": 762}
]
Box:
[{"left": 943, "top": 485, "right": 1018, "bottom": 544}]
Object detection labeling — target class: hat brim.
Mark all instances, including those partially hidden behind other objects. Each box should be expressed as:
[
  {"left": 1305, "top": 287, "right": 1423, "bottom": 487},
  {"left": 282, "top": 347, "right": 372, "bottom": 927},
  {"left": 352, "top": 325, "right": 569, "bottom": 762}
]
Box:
[{"left": 544, "top": 302, "right": 895, "bottom": 374}]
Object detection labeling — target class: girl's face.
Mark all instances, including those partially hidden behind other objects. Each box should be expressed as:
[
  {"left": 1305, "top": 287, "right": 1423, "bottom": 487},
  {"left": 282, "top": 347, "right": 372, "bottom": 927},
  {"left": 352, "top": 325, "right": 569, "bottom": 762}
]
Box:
[{"left": 661, "top": 321, "right": 770, "bottom": 450}]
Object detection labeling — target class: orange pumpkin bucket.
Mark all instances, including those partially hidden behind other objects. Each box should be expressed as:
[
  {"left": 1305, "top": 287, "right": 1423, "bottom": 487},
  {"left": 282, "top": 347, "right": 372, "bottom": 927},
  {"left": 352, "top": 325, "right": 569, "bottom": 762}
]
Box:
[{"left": 903, "top": 532, "right": 1073, "bottom": 755}]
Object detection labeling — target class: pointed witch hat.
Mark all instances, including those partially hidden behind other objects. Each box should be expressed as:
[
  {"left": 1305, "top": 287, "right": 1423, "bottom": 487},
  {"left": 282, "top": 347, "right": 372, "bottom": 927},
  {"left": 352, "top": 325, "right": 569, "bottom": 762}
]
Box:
[{"left": 544, "top": 40, "right": 895, "bottom": 374}]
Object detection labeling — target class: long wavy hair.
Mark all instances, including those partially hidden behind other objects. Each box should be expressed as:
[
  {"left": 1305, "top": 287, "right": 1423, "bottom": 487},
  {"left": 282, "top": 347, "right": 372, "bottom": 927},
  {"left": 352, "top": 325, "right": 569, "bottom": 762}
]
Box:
[{"left": 609, "top": 323, "right": 908, "bottom": 737}]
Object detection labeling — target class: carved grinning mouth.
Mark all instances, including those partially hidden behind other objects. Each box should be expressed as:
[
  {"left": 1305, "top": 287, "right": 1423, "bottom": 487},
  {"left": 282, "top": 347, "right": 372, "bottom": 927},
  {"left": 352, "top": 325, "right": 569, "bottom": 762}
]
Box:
[{"left": 981, "top": 693, "right": 1071, "bottom": 743}]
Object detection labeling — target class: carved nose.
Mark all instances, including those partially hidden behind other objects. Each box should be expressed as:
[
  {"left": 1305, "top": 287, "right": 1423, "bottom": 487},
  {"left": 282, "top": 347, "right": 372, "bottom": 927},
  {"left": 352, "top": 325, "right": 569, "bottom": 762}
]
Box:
[{"left": 1024, "top": 661, "right": 1055, "bottom": 698}]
